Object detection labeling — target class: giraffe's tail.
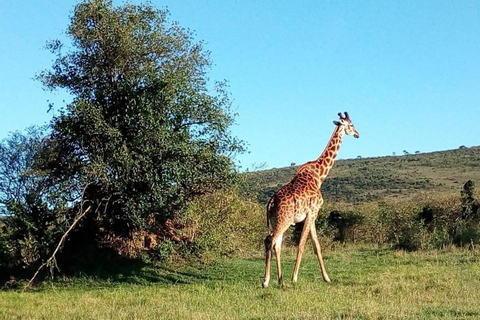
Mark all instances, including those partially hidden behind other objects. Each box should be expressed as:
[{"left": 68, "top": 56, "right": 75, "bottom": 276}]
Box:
[{"left": 266, "top": 196, "right": 275, "bottom": 231}]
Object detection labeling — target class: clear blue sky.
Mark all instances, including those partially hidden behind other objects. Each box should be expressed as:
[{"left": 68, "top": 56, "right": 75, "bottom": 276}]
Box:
[{"left": 1, "top": 1, "right": 479, "bottom": 170}]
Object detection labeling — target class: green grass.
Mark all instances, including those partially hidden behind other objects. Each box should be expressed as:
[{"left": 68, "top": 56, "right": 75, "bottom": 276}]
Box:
[{"left": 2, "top": 247, "right": 480, "bottom": 319}]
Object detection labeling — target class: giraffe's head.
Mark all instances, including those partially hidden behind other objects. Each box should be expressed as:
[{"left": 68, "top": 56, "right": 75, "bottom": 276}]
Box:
[{"left": 333, "top": 112, "right": 359, "bottom": 138}]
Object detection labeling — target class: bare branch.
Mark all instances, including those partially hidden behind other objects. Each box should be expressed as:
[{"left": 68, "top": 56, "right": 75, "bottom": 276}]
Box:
[
  {"left": 23, "top": 205, "right": 91, "bottom": 290},
  {"left": 23, "top": 183, "right": 94, "bottom": 290}
]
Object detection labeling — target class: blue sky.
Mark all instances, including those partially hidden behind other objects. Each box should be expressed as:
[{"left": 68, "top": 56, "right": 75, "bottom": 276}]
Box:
[{"left": 1, "top": 1, "right": 479, "bottom": 170}]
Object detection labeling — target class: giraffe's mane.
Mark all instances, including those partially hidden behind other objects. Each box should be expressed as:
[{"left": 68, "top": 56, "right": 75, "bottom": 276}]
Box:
[{"left": 297, "top": 161, "right": 316, "bottom": 173}]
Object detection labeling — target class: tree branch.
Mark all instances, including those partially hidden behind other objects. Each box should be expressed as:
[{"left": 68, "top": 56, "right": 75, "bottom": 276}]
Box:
[{"left": 23, "top": 205, "right": 91, "bottom": 290}]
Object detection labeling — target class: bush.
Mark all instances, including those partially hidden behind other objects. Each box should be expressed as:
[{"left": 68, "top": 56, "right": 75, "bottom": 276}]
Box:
[
  {"left": 174, "top": 188, "right": 264, "bottom": 261},
  {"left": 155, "top": 238, "right": 177, "bottom": 263},
  {"left": 327, "top": 210, "right": 364, "bottom": 243},
  {"left": 376, "top": 201, "right": 424, "bottom": 251},
  {"left": 453, "top": 221, "right": 480, "bottom": 247},
  {"left": 428, "top": 227, "right": 452, "bottom": 249},
  {"left": 2, "top": 195, "right": 68, "bottom": 268},
  {"left": 354, "top": 189, "right": 480, "bottom": 251}
]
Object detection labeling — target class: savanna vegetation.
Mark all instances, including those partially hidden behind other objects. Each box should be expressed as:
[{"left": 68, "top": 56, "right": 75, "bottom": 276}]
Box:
[{"left": 1, "top": 0, "right": 480, "bottom": 318}]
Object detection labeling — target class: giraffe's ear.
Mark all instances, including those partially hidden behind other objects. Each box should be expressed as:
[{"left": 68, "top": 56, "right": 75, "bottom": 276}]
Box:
[{"left": 333, "top": 120, "right": 340, "bottom": 126}]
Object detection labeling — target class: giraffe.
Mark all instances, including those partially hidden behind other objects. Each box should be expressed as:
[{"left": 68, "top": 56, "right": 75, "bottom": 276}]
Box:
[{"left": 262, "top": 112, "right": 359, "bottom": 288}]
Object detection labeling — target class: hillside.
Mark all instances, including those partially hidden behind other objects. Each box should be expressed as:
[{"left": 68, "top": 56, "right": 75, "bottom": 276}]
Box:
[{"left": 242, "top": 146, "right": 480, "bottom": 204}]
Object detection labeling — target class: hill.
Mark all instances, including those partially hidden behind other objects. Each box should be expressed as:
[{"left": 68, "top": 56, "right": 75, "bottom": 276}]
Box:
[{"left": 242, "top": 146, "right": 480, "bottom": 204}]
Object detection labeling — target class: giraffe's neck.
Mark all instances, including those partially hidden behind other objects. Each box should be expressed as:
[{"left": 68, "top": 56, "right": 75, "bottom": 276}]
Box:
[{"left": 315, "top": 125, "right": 344, "bottom": 182}]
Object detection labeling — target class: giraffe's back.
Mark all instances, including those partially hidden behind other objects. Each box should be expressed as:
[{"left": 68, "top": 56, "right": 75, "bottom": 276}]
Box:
[{"left": 267, "top": 177, "right": 323, "bottom": 231}]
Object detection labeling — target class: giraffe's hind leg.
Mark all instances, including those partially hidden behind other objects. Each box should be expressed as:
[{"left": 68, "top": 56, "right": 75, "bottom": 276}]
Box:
[
  {"left": 292, "top": 218, "right": 313, "bottom": 283},
  {"left": 273, "top": 233, "right": 284, "bottom": 286},
  {"left": 262, "top": 234, "right": 273, "bottom": 288},
  {"left": 262, "top": 232, "right": 285, "bottom": 287}
]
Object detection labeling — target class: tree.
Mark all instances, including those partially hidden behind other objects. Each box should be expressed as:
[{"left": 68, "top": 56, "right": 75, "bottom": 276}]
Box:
[
  {"left": 0, "top": 128, "right": 68, "bottom": 278},
  {"left": 0, "top": 127, "right": 46, "bottom": 214},
  {"left": 35, "top": 1, "right": 243, "bottom": 242}
]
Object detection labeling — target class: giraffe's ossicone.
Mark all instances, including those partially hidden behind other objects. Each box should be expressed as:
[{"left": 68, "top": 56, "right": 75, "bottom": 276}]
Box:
[{"left": 262, "top": 112, "right": 359, "bottom": 288}]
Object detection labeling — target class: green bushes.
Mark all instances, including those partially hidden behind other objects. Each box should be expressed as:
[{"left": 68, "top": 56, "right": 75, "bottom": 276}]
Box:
[
  {"left": 1, "top": 196, "right": 66, "bottom": 271},
  {"left": 148, "top": 188, "right": 265, "bottom": 263},
  {"left": 327, "top": 210, "right": 364, "bottom": 243},
  {"left": 183, "top": 189, "right": 265, "bottom": 259},
  {"left": 379, "top": 201, "right": 427, "bottom": 251},
  {"left": 315, "top": 182, "right": 480, "bottom": 251}
]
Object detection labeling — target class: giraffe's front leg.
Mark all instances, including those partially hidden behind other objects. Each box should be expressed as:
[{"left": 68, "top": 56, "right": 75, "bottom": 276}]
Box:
[
  {"left": 310, "top": 223, "right": 331, "bottom": 282},
  {"left": 292, "top": 218, "right": 313, "bottom": 283}
]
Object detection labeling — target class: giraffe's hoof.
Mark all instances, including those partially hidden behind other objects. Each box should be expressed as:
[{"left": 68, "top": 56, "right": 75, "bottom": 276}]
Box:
[
  {"left": 324, "top": 276, "right": 331, "bottom": 283},
  {"left": 262, "top": 282, "right": 269, "bottom": 288}
]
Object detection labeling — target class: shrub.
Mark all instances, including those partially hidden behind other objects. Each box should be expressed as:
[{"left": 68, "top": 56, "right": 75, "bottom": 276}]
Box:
[
  {"left": 356, "top": 202, "right": 388, "bottom": 245},
  {"left": 452, "top": 220, "right": 480, "bottom": 247},
  {"left": 379, "top": 202, "right": 422, "bottom": 250},
  {"left": 155, "top": 238, "right": 177, "bottom": 263},
  {"left": 176, "top": 188, "right": 264, "bottom": 261},
  {"left": 327, "top": 210, "right": 364, "bottom": 243},
  {"left": 428, "top": 227, "right": 452, "bottom": 249}
]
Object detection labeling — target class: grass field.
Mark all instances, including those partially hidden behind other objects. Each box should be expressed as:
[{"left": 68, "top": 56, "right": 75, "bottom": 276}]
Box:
[{"left": 2, "top": 247, "right": 480, "bottom": 319}]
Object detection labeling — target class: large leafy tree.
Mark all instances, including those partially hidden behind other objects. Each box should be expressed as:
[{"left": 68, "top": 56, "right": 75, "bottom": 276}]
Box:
[{"left": 38, "top": 0, "right": 244, "bottom": 234}]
